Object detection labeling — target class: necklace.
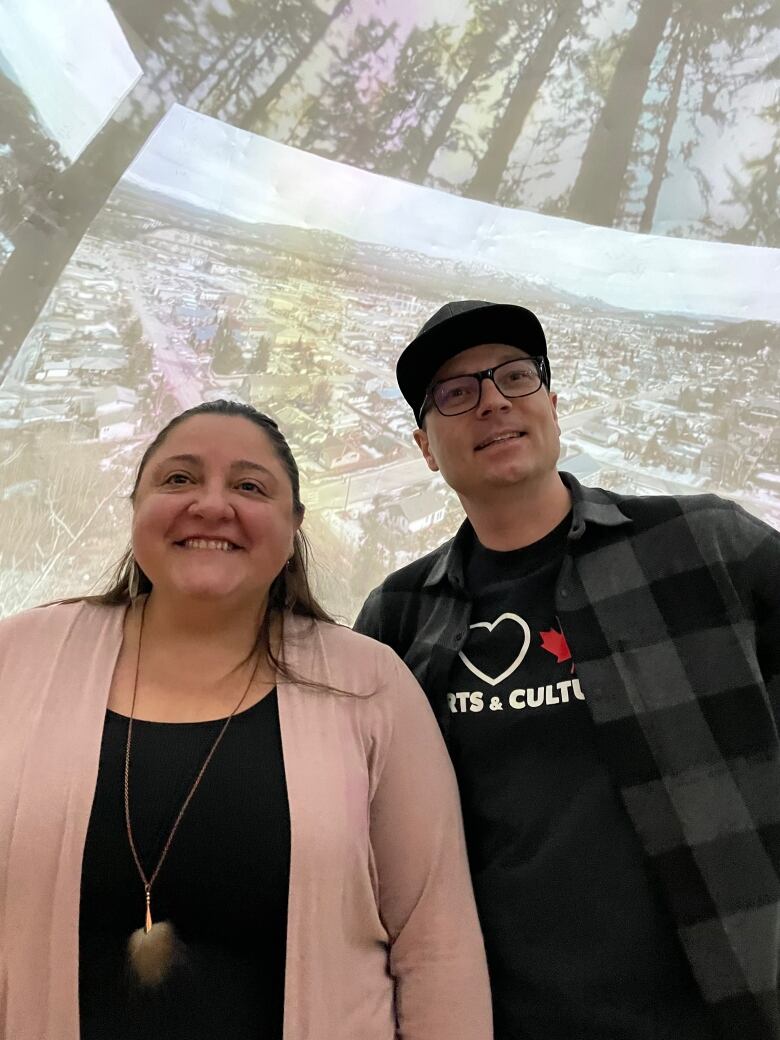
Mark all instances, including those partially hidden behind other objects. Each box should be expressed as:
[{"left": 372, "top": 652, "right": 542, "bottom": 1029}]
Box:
[{"left": 123, "top": 596, "right": 262, "bottom": 987}]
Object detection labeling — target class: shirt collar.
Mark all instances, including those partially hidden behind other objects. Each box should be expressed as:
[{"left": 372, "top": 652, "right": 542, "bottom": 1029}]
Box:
[
  {"left": 561, "top": 471, "right": 633, "bottom": 539},
  {"left": 422, "top": 471, "right": 632, "bottom": 590}
]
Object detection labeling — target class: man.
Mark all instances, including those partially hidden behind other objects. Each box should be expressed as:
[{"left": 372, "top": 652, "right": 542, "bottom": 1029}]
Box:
[{"left": 355, "top": 300, "right": 780, "bottom": 1040}]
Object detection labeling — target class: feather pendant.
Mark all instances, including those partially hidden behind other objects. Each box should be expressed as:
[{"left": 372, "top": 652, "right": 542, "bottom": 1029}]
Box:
[{"left": 127, "top": 920, "right": 178, "bottom": 987}]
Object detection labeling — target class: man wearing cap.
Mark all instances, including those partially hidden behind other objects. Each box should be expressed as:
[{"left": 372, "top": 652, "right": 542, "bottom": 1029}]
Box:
[{"left": 354, "top": 300, "right": 780, "bottom": 1040}]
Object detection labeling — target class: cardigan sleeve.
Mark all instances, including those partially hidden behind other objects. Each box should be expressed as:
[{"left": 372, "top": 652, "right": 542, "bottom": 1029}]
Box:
[{"left": 368, "top": 649, "right": 493, "bottom": 1039}]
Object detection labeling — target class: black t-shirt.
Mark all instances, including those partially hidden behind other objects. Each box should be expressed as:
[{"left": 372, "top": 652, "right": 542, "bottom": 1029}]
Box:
[
  {"left": 446, "top": 517, "right": 714, "bottom": 1040},
  {"left": 79, "top": 689, "right": 289, "bottom": 1040}
]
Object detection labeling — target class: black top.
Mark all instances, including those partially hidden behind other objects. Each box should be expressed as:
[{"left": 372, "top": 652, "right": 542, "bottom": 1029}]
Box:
[
  {"left": 353, "top": 473, "right": 778, "bottom": 1040},
  {"left": 79, "top": 689, "right": 290, "bottom": 1040},
  {"left": 446, "top": 517, "right": 715, "bottom": 1040}
]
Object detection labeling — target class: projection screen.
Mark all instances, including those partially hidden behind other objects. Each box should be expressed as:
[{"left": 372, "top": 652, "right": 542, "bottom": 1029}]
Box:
[{"left": 1, "top": 0, "right": 778, "bottom": 620}]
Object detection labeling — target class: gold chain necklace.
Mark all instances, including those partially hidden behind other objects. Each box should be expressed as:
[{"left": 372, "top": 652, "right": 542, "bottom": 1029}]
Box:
[{"left": 123, "top": 596, "right": 261, "bottom": 987}]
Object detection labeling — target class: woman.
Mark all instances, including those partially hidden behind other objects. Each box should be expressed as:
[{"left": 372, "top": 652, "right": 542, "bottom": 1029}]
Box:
[{"left": 0, "top": 400, "right": 492, "bottom": 1040}]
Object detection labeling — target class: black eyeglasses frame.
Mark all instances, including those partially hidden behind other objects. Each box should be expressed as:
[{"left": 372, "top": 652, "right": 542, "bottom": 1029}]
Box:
[{"left": 421, "top": 355, "right": 549, "bottom": 419}]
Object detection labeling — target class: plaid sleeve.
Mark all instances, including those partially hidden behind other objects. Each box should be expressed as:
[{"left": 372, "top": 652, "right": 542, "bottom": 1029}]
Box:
[
  {"left": 738, "top": 506, "right": 780, "bottom": 727},
  {"left": 559, "top": 494, "right": 780, "bottom": 1037},
  {"left": 353, "top": 586, "right": 384, "bottom": 640}
]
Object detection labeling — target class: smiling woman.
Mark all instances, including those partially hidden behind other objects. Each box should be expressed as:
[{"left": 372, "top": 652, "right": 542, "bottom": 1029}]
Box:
[
  {"left": 96, "top": 400, "right": 328, "bottom": 681},
  {"left": 0, "top": 399, "right": 492, "bottom": 1040}
]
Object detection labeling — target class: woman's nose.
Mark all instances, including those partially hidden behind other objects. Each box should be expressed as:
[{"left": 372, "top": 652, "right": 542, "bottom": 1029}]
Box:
[{"left": 188, "top": 485, "right": 235, "bottom": 520}]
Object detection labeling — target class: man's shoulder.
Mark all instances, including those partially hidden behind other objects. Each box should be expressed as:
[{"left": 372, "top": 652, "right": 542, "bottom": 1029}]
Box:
[
  {"left": 369, "top": 535, "right": 456, "bottom": 595},
  {"left": 578, "top": 480, "right": 776, "bottom": 557},
  {"left": 574, "top": 473, "right": 754, "bottom": 527},
  {"left": 607, "top": 486, "right": 765, "bottom": 532},
  {"left": 354, "top": 536, "right": 457, "bottom": 640},
  {"left": 606, "top": 486, "right": 738, "bottom": 523}
]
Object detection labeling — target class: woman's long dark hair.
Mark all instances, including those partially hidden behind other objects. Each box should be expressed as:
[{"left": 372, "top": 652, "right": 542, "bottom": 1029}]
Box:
[{"left": 84, "top": 399, "right": 335, "bottom": 682}]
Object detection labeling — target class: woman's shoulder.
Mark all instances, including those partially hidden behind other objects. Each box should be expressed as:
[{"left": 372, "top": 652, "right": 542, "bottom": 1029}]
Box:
[
  {"left": 316, "top": 617, "right": 400, "bottom": 655},
  {"left": 0, "top": 599, "right": 80, "bottom": 638},
  {"left": 283, "top": 615, "right": 420, "bottom": 701},
  {"left": 0, "top": 599, "right": 121, "bottom": 654},
  {"left": 286, "top": 614, "right": 400, "bottom": 660}
]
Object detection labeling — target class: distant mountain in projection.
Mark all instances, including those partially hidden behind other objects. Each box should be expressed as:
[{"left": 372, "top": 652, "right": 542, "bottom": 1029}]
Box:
[{"left": 108, "top": 178, "right": 758, "bottom": 332}]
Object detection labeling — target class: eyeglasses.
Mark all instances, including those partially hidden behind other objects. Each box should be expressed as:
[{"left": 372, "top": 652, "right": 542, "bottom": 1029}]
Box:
[{"left": 424, "top": 356, "right": 547, "bottom": 417}]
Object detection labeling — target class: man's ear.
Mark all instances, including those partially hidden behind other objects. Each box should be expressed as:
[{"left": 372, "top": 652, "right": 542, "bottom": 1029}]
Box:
[
  {"left": 413, "top": 427, "right": 439, "bottom": 473},
  {"left": 549, "top": 390, "right": 560, "bottom": 434}
]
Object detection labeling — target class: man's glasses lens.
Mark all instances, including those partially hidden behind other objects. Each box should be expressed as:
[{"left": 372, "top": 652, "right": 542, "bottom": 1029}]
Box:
[{"left": 431, "top": 358, "right": 543, "bottom": 416}]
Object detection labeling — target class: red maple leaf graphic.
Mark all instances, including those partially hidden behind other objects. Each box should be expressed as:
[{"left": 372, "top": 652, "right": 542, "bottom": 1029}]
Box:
[{"left": 540, "top": 628, "right": 572, "bottom": 664}]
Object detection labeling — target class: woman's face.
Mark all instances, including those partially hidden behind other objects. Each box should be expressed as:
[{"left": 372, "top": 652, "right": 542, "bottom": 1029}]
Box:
[{"left": 132, "top": 414, "right": 301, "bottom": 609}]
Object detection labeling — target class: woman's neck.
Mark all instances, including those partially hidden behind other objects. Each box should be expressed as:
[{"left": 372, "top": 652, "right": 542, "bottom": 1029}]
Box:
[{"left": 131, "top": 591, "right": 274, "bottom": 687}]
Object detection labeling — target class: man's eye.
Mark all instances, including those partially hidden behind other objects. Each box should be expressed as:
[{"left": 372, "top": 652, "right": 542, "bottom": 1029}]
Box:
[{"left": 441, "top": 384, "right": 469, "bottom": 401}]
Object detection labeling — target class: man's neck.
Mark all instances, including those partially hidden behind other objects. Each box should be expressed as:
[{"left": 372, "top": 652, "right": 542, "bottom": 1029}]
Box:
[{"left": 460, "top": 471, "right": 572, "bottom": 551}]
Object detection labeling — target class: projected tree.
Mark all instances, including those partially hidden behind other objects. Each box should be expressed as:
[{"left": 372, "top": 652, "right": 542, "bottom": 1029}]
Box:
[
  {"left": 211, "top": 319, "right": 244, "bottom": 376},
  {"left": 292, "top": 18, "right": 400, "bottom": 165},
  {"left": 367, "top": 22, "right": 460, "bottom": 179},
  {"left": 374, "top": 0, "right": 520, "bottom": 183},
  {"left": 724, "top": 96, "right": 780, "bottom": 246},
  {"left": 236, "top": 0, "right": 352, "bottom": 131},
  {"left": 566, "top": 0, "right": 778, "bottom": 230},
  {"left": 466, "top": 0, "right": 585, "bottom": 202},
  {"left": 0, "top": 73, "right": 66, "bottom": 242}
]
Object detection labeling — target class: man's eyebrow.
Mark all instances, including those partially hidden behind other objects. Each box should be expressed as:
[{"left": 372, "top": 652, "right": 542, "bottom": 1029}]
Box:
[{"left": 439, "top": 350, "right": 532, "bottom": 380}]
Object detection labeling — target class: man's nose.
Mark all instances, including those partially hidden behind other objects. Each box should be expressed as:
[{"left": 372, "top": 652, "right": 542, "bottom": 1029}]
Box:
[{"left": 476, "top": 377, "right": 511, "bottom": 416}]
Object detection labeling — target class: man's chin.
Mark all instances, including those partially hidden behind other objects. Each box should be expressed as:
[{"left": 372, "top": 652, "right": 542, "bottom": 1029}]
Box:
[{"left": 479, "top": 462, "right": 540, "bottom": 488}]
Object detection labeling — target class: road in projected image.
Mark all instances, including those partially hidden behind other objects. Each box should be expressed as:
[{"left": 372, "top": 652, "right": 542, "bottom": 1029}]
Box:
[{"left": 0, "top": 106, "right": 777, "bottom": 620}]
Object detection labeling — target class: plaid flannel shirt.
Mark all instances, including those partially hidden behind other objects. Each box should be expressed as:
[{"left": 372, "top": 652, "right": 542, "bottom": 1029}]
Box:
[{"left": 355, "top": 472, "right": 780, "bottom": 1039}]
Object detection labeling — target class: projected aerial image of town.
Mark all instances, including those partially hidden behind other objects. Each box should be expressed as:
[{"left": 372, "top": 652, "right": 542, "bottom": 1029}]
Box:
[{"left": 0, "top": 107, "right": 777, "bottom": 620}]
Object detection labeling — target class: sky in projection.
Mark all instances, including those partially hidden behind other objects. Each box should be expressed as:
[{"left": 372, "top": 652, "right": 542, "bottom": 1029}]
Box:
[
  {"left": 0, "top": 0, "right": 140, "bottom": 162},
  {"left": 128, "top": 106, "right": 779, "bottom": 324}
]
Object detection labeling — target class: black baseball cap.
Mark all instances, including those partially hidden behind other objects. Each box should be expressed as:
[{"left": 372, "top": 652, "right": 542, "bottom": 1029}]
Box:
[{"left": 396, "top": 300, "right": 549, "bottom": 425}]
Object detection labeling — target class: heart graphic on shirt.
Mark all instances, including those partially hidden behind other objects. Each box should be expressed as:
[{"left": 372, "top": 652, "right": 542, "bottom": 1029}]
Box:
[{"left": 458, "top": 612, "right": 531, "bottom": 687}]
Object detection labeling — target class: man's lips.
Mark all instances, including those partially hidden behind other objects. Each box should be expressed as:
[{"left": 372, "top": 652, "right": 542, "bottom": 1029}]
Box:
[{"left": 475, "top": 431, "right": 527, "bottom": 451}]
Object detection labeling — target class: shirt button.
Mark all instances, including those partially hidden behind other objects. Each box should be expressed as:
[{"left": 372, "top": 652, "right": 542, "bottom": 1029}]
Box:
[{"left": 560, "top": 588, "right": 568, "bottom": 598}]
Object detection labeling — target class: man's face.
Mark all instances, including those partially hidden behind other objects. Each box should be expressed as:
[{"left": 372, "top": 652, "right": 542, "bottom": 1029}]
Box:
[{"left": 413, "top": 343, "right": 561, "bottom": 499}]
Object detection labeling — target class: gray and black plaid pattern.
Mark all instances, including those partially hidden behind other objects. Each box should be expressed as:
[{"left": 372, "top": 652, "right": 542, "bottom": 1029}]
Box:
[{"left": 355, "top": 473, "right": 780, "bottom": 1039}]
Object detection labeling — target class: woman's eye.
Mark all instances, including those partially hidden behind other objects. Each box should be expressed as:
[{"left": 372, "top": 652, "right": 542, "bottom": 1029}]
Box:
[
  {"left": 238, "top": 481, "right": 264, "bottom": 494},
  {"left": 164, "top": 472, "right": 191, "bottom": 485}
]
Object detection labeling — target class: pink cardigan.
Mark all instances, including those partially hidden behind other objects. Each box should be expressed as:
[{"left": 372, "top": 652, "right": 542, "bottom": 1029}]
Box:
[{"left": 0, "top": 601, "right": 492, "bottom": 1040}]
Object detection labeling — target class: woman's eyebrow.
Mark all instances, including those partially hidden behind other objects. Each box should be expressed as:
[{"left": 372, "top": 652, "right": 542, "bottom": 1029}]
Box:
[
  {"left": 231, "top": 459, "right": 275, "bottom": 478},
  {"left": 151, "top": 455, "right": 276, "bottom": 481},
  {"left": 153, "top": 453, "right": 202, "bottom": 472}
]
